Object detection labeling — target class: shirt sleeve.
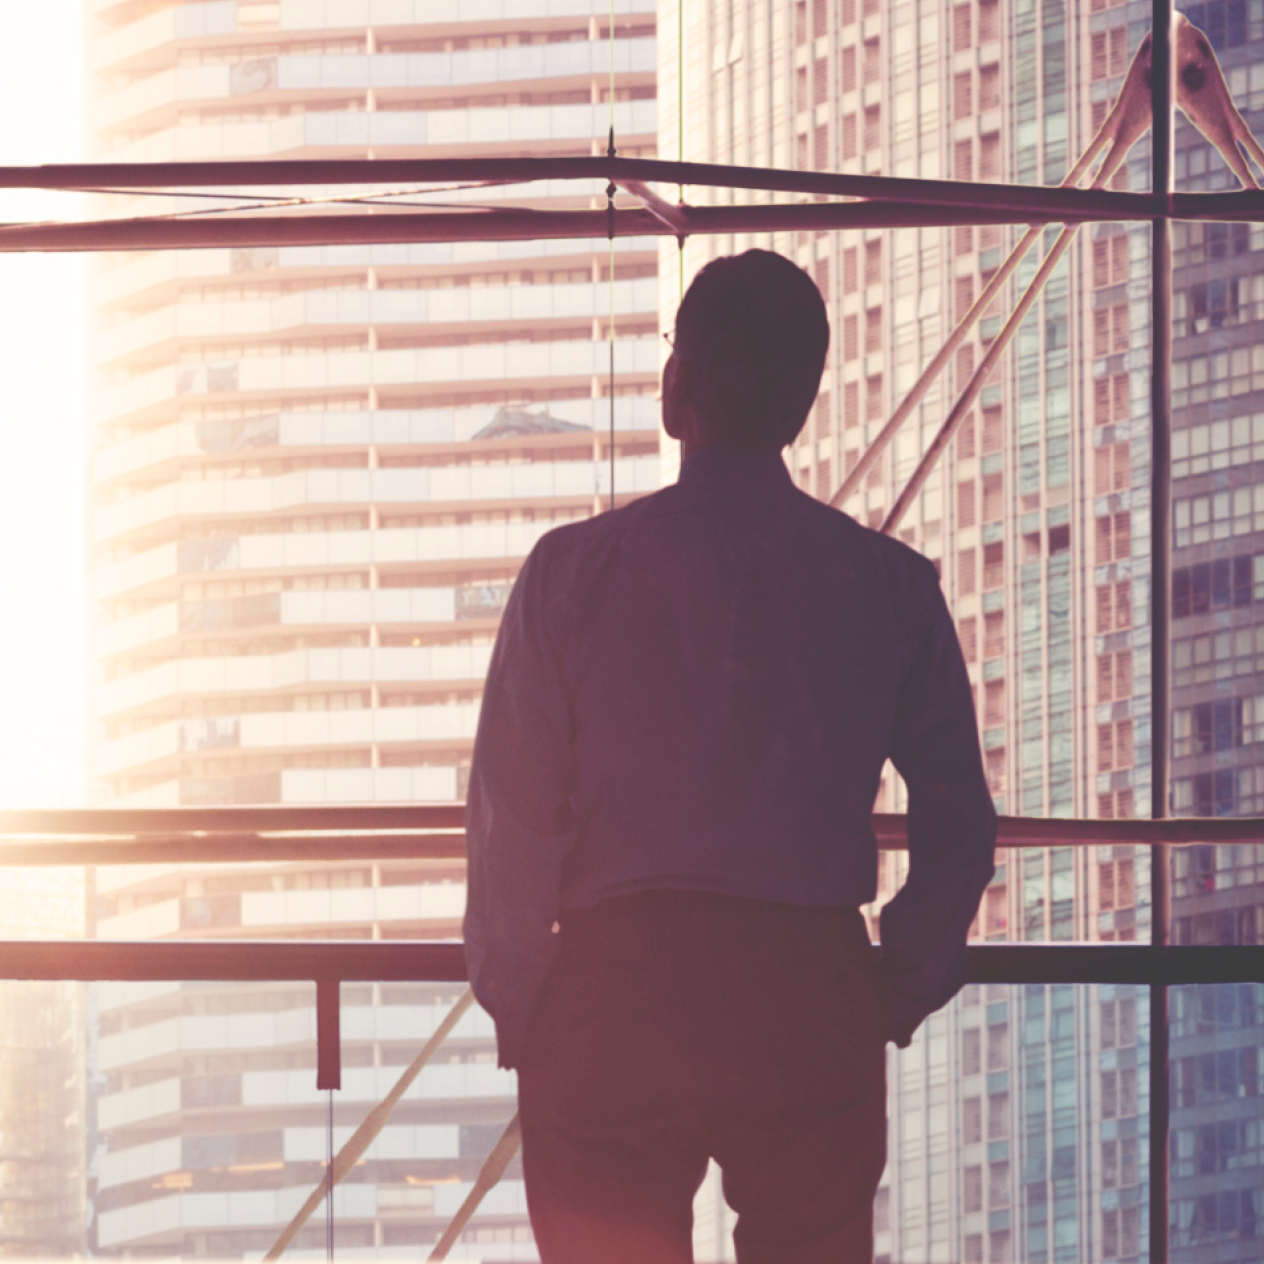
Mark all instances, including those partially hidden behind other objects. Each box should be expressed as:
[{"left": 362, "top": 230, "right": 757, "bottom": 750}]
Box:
[
  {"left": 880, "top": 558, "right": 997, "bottom": 1047},
  {"left": 463, "top": 541, "right": 579, "bottom": 1069}
]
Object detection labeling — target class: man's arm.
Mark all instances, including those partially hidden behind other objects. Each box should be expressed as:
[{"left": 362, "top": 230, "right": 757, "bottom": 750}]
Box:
[
  {"left": 464, "top": 542, "right": 579, "bottom": 1069},
  {"left": 882, "top": 558, "right": 997, "bottom": 1047}
]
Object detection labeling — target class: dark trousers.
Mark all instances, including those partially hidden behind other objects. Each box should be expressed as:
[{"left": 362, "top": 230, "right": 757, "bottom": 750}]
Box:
[{"left": 516, "top": 890, "right": 888, "bottom": 1264}]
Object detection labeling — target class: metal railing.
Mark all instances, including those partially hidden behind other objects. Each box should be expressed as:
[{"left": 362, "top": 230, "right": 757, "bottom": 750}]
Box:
[{"left": 2, "top": 807, "right": 1262, "bottom": 1258}]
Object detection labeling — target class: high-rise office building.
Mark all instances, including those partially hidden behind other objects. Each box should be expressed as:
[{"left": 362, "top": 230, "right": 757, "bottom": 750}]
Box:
[
  {"left": 1164, "top": 7, "right": 1264, "bottom": 1257},
  {"left": 85, "top": 0, "right": 657, "bottom": 1255},
  {"left": 660, "top": 0, "right": 1262, "bottom": 1262},
  {"left": 0, "top": 875, "right": 85, "bottom": 1258}
]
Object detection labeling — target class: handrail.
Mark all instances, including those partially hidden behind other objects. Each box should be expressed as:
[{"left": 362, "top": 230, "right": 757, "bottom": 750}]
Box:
[
  {"left": 0, "top": 938, "right": 1256, "bottom": 985},
  {"left": 0, "top": 808, "right": 1254, "bottom": 865}
]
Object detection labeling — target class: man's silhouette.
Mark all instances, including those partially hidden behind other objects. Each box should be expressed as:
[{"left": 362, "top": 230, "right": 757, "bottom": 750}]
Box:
[{"left": 465, "top": 249, "right": 996, "bottom": 1263}]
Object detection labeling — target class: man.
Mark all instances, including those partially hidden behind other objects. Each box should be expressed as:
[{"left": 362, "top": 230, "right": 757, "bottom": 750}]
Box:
[{"left": 465, "top": 249, "right": 996, "bottom": 1263}]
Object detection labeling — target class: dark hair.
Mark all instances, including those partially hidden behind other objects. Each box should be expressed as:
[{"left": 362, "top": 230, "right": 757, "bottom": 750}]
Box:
[{"left": 672, "top": 249, "right": 829, "bottom": 449}]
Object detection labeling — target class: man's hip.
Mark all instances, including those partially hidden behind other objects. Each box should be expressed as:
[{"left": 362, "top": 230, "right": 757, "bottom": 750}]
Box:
[{"left": 517, "top": 889, "right": 887, "bottom": 1263}]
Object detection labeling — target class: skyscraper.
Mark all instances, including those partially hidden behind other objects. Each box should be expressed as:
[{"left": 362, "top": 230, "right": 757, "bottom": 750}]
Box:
[
  {"left": 1164, "top": 6, "right": 1264, "bottom": 1256},
  {"left": 660, "top": 0, "right": 1262, "bottom": 1261},
  {"left": 85, "top": 0, "right": 657, "bottom": 1255},
  {"left": 0, "top": 875, "right": 85, "bottom": 1258}
]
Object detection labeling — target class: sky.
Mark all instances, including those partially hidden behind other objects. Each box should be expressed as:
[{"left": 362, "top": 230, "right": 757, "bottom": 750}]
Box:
[{"left": 0, "top": 3, "right": 88, "bottom": 808}]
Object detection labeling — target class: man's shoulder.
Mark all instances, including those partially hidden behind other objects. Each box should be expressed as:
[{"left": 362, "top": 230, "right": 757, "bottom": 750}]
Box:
[
  {"left": 529, "top": 483, "right": 677, "bottom": 564},
  {"left": 796, "top": 490, "right": 940, "bottom": 587}
]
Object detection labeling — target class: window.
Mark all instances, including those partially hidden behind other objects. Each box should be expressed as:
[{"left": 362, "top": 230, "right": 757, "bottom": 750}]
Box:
[
  {"left": 841, "top": 46, "right": 857, "bottom": 94},
  {"left": 862, "top": 37, "right": 881, "bottom": 84},
  {"left": 1093, "top": 372, "right": 1131, "bottom": 425},
  {"left": 864, "top": 240, "right": 882, "bottom": 287},
  {"left": 1095, "top": 511, "right": 1131, "bottom": 564},
  {"left": 865, "top": 307, "right": 883, "bottom": 354},
  {"left": 1099, "top": 857, "right": 1135, "bottom": 909},
  {"left": 953, "top": 3, "right": 972, "bottom": 50},
  {"left": 963, "top": 1096, "right": 983, "bottom": 1145},
  {"left": 983, "top": 611, "right": 1003, "bottom": 658},
  {"left": 1173, "top": 625, "right": 1264, "bottom": 686},
  {"left": 955, "top": 138, "right": 974, "bottom": 182},
  {"left": 983, "top": 540, "right": 1004, "bottom": 588},
  {"left": 843, "top": 315, "right": 859, "bottom": 361},
  {"left": 1102, "top": 1068, "right": 1117, "bottom": 1118},
  {"left": 963, "top": 1165, "right": 983, "bottom": 1213},
  {"left": 979, "top": 133, "right": 1000, "bottom": 180},
  {"left": 960, "top": 613, "right": 978, "bottom": 658},
  {"left": 982, "top": 474, "right": 1003, "bottom": 524},
  {"left": 1174, "top": 482, "right": 1264, "bottom": 546},
  {"left": 865, "top": 374, "right": 883, "bottom": 420},
  {"left": 959, "top": 480, "right": 977, "bottom": 528},
  {"left": 986, "top": 1021, "right": 1009, "bottom": 1070},
  {"left": 978, "top": 64, "right": 1000, "bottom": 110},
  {"left": 842, "top": 112, "right": 857, "bottom": 159},
  {"left": 987, "top": 1090, "right": 1009, "bottom": 1139},
  {"left": 863, "top": 104, "right": 881, "bottom": 151},
  {"left": 954, "top": 71, "right": 973, "bottom": 119},
  {"left": 962, "top": 1027, "right": 982, "bottom": 1075},
  {"left": 982, "top": 406, "right": 1003, "bottom": 452},
  {"left": 842, "top": 247, "right": 858, "bottom": 293},
  {"left": 1096, "top": 647, "right": 1132, "bottom": 700},
  {"left": 1172, "top": 553, "right": 1256, "bottom": 615},
  {"left": 1102, "top": 1139, "right": 1118, "bottom": 1188},
  {"left": 987, "top": 1159, "right": 1010, "bottom": 1207},
  {"left": 984, "top": 681, "right": 1005, "bottom": 727},
  {"left": 958, "top": 410, "right": 977, "bottom": 457}
]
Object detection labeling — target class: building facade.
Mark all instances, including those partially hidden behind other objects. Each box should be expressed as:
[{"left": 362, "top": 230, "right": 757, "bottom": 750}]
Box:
[
  {"left": 85, "top": 0, "right": 657, "bottom": 1256},
  {"left": 0, "top": 875, "right": 85, "bottom": 1258},
  {"left": 660, "top": 0, "right": 1261, "bottom": 1261},
  {"left": 1165, "top": 5, "right": 1264, "bottom": 1256}
]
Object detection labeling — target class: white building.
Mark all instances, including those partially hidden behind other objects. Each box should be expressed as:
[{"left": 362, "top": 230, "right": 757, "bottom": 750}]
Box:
[{"left": 86, "top": 0, "right": 658, "bottom": 1255}]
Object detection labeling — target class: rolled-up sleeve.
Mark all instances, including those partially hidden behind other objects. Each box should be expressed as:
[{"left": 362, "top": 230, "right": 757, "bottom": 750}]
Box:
[
  {"left": 464, "top": 543, "right": 579, "bottom": 1069},
  {"left": 881, "top": 559, "right": 997, "bottom": 1047}
]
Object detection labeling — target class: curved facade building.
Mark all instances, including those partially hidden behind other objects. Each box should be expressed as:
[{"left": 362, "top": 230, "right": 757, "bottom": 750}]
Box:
[{"left": 86, "top": 1, "right": 657, "bottom": 1256}]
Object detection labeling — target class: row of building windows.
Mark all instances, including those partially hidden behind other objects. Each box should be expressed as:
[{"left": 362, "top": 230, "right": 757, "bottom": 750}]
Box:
[
  {"left": 1172, "top": 623, "right": 1264, "bottom": 687},
  {"left": 1173, "top": 693, "right": 1264, "bottom": 757},
  {"left": 1172, "top": 551, "right": 1262, "bottom": 617},
  {"left": 1171, "top": 765, "right": 1264, "bottom": 816},
  {"left": 1173, "top": 411, "right": 1264, "bottom": 480},
  {"left": 1171, "top": 344, "right": 1264, "bottom": 411},
  {"left": 1175, "top": 480, "right": 1264, "bottom": 549},
  {"left": 1174, "top": 1046, "right": 1264, "bottom": 1111}
]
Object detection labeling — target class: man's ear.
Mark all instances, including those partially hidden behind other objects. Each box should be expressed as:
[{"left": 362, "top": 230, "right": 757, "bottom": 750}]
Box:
[{"left": 661, "top": 354, "right": 685, "bottom": 441}]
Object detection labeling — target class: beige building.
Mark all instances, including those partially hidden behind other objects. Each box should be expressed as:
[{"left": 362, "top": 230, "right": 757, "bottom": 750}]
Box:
[{"left": 85, "top": 0, "right": 657, "bottom": 1256}]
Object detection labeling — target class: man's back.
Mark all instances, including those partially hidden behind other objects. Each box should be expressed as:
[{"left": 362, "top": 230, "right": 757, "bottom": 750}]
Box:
[{"left": 524, "top": 444, "right": 929, "bottom": 913}]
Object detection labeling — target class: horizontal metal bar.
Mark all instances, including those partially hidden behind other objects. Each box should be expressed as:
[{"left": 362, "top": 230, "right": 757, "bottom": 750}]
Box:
[
  {"left": 966, "top": 945, "right": 1264, "bottom": 986},
  {"left": 0, "top": 805, "right": 465, "bottom": 834},
  {"left": 0, "top": 939, "right": 1255, "bottom": 986},
  {"left": 0, "top": 939, "right": 468, "bottom": 982},
  {"left": 0, "top": 155, "right": 1160, "bottom": 215},
  {"left": 0, "top": 833, "right": 467, "bottom": 867},
  {"left": 0, "top": 199, "right": 1139, "bottom": 255},
  {"left": 0, "top": 810, "right": 1255, "bottom": 866}
]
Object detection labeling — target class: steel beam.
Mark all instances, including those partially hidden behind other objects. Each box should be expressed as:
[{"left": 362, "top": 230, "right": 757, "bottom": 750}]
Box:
[
  {"left": 0, "top": 199, "right": 1141, "bottom": 255},
  {"left": 0, "top": 154, "right": 1159, "bottom": 215},
  {"left": 0, "top": 810, "right": 1256, "bottom": 866},
  {"left": 1150, "top": 2, "right": 1177, "bottom": 1259},
  {"left": 0, "top": 938, "right": 1255, "bottom": 986}
]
